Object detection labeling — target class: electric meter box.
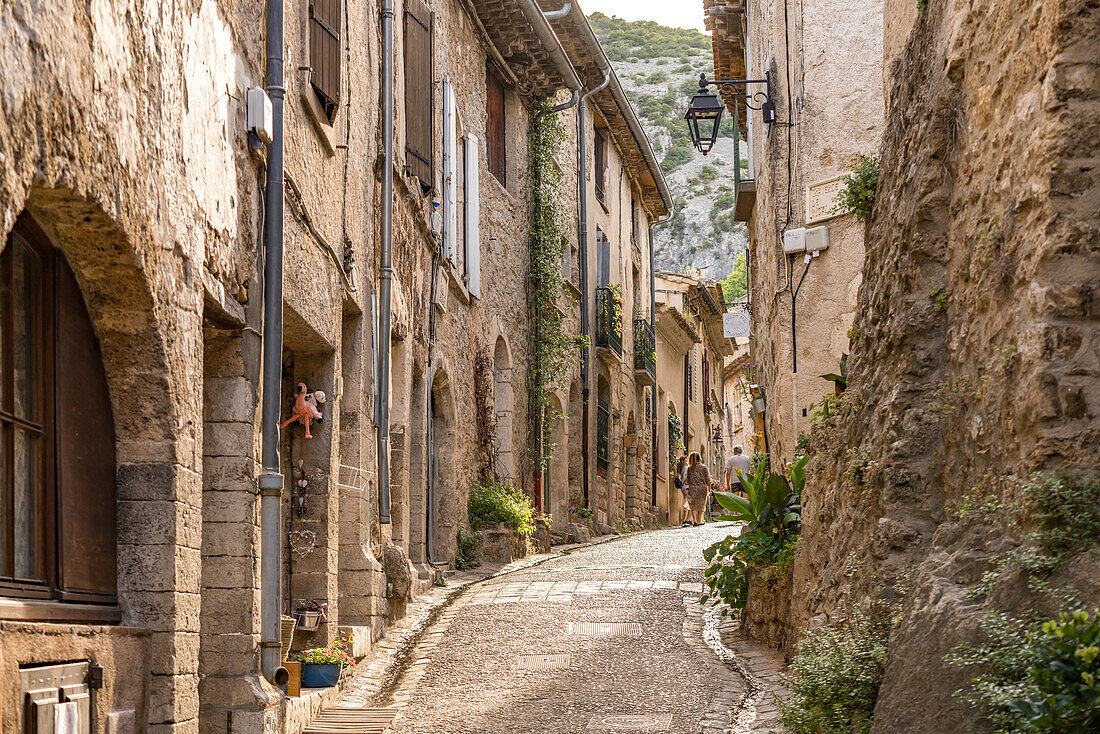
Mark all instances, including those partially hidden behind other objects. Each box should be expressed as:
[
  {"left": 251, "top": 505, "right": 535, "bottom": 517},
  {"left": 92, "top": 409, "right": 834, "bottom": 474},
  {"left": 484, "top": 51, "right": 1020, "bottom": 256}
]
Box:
[
  {"left": 247, "top": 88, "right": 274, "bottom": 144},
  {"left": 806, "top": 225, "right": 830, "bottom": 252},
  {"left": 783, "top": 228, "right": 806, "bottom": 253}
]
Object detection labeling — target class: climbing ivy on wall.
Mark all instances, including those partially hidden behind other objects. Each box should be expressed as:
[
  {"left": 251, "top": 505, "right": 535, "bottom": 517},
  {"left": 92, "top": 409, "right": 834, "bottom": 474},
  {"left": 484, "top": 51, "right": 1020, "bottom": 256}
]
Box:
[{"left": 528, "top": 105, "right": 585, "bottom": 471}]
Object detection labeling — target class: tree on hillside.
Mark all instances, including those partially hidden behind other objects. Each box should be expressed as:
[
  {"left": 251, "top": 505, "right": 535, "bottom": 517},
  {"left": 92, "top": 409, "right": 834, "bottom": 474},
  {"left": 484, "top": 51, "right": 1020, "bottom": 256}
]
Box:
[{"left": 722, "top": 252, "right": 748, "bottom": 306}]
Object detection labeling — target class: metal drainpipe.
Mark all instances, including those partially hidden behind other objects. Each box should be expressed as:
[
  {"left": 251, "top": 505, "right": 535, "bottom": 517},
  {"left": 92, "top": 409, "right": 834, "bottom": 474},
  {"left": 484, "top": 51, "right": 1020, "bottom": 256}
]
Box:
[
  {"left": 577, "top": 70, "right": 610, "bottom": 510},
  {"left": 648, "top": 210, "right": 672, "bottom": 508},
  {"left": 259, "top": 0, "right": 289, "bottom": 687},
  {"left": 532, "top": 91, "right": 579, "bottom": 512},
  {"left": 542, "top": 1, "right": 571, "bottom": 21},
  {"left": 376, "top": 0, "right": 395, "bottom": 526}
]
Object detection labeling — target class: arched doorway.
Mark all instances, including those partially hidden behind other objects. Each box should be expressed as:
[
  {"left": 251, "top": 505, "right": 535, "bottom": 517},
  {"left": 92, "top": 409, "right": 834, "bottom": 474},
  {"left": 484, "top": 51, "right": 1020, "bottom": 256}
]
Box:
[
  {"left": 493, "top": 337, "right": 513, "bottom": 481},
  {"left": 546, "top": 393, "right": 568, "bottom": 529},
  {"left": 595, "top": 374, "right": 611, "bottom": 521},
  {"left": 429, "top": 367, "right": 457, "bottom": 565}
]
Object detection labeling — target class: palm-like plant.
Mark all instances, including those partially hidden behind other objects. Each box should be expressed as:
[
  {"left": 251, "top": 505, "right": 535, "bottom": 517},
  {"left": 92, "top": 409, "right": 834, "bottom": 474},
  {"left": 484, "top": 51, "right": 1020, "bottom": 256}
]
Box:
[{"left": 713, "top": 454, "right": 808, "bottom": 534}]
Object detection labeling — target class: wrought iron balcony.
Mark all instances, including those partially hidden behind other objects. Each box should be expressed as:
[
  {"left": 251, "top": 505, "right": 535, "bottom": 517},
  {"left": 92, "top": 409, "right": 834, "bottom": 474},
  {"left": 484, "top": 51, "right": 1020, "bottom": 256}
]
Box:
[
  {"left": 595, "top": 287, "right": 623, "bottom": 360},
  {"left": 633, "top": 317, "right": 656, "bottom": 386}
]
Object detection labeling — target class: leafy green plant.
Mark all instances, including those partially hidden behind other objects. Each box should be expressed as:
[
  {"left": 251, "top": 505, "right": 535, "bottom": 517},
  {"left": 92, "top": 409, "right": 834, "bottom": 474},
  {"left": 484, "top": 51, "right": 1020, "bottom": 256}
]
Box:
[
  {"left": 721, "top": 252, "right": 748, "bottom": 304},
  {"left": 702, "top": 455, "right": 807, "bottom": 610},
  {"left": 668, "top": 407, "right": 685, "bottom": 476},
  {"left": 833, "top": 154, "right": 879, "bottom": 223},
  {"left": 574, "top": 506, "right": 593, "bottom": 520},
  {"left": 948, "top": 610, "right": 1100, "bottom": 733},
  {"left": 455, "top": 527, "right": 481, "bottom": 570},
  {"left": 931, "top": 288, "right": 950, "bottom": 312},
  {"left": 294, "top": 633, "right": 356, "bottom": 667},
  {"left": 779, "top": 609, "right": 891, "bottom": 733},
  {"left": 468, "top": 475, "right": 536, "bottom": 536}
]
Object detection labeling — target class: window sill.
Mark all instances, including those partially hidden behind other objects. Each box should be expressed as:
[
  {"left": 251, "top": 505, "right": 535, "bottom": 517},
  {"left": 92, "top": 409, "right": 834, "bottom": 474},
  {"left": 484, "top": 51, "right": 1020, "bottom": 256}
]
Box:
[
  {"left": 444, "top": 262, "right": 472, "bottom": 305},
  {"left": 0, "top": 597, "right": 122, "bottom": 624},
  {"left": 299, "top": 70, "right": 339, "bottom": 155}
]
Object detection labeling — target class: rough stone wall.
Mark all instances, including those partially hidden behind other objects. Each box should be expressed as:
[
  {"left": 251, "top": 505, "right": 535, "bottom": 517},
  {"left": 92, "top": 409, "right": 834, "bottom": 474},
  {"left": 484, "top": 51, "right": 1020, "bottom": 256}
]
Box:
[
  {"left": 788, "top": 0, "right": 1100, "bottom": 731},
  {"left": 743, "top": 0, "right": 883, "bottom": 464}
]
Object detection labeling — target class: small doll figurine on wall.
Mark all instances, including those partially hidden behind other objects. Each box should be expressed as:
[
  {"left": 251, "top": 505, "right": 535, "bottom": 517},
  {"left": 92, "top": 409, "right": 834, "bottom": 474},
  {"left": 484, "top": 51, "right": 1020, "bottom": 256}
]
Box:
[{"left": 281, "top": 383, "right": 325, "bottom": 438}]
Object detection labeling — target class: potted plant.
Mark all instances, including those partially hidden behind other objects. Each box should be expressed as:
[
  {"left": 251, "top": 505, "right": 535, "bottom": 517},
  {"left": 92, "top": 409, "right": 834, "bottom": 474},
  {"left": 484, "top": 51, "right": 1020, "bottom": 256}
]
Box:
[
  {"left": 295, "top": 635, "right": 355, "bottom": 688},
  {"left": 293, "top": 599, "right": 326, "bottom": 632}
]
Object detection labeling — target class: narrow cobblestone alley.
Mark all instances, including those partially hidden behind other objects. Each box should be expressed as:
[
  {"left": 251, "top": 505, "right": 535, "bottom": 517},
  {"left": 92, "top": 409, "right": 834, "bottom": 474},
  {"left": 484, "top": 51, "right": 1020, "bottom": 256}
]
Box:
[{"left": 316, "top": 525, "right": 786, "bottom": 734}]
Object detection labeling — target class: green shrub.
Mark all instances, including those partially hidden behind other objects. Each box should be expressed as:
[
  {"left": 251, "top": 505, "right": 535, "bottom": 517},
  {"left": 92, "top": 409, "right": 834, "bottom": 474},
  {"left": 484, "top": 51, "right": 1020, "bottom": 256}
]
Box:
[
  {"left": 779, "top": 609, "right": 891, "bottom": 733},
  {"left": 468, "top": 475, "right": 536, "bottom": 536},
  {"left": 646, "top": 70, "right": 669, "bottom": 84},
  {"left": 455, "top": 528, "right": 481, "bottom": 570},
  {"left": 948, "top": 610, "right": 1100, "bottom": 733},
  {"left": 834, "top": 154, "right": 879, "bottom": 223},
  {"left": 1023, "top": 472, "right": 1100, "bottom": 557}
]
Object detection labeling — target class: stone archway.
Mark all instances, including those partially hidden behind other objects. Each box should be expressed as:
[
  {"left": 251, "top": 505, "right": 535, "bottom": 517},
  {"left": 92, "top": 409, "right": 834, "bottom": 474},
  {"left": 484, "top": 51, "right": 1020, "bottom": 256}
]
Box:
[
  {"left": 493, "top": 336, "right": 514, "bottom": 481},
  {"left": 546, "top": 393, "right": 569, "bottom": 529},
  {"left": 429, "top": 366, "right": 458, "bottom": 565},
  {"left": 12, "top": 190, "right": 187, "bottom": 727}
]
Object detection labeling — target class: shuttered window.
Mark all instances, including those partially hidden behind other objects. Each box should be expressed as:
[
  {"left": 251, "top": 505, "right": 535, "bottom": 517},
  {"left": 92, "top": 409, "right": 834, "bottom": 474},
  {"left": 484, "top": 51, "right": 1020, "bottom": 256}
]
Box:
[
  {"left": 486, "top": 66, "right": 506, "bottom": 185},
  {"left": 465, "top": 134, "right": 482, "bottom": 298},
  {"left": 594, "top": 129, "right": 607, "bottom": 203},
  {"left": 404, "top": 0, "right": 433, "bottom": 186},
  {"left": 0, "top": 216, "right": 116, "bottom": 612},
  {"left": 309, "top": 0, "right": 341, "bottom": 123},
  {"left": 684, "top": 351, "right": 693, "bottom": 404}
]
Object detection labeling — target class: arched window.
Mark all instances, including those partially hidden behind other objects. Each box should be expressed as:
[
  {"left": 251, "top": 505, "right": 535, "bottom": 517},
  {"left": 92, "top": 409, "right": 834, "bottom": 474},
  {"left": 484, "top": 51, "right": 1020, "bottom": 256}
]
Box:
[{"left": 0, "top": 216, "right": 117, "bottom": 617}]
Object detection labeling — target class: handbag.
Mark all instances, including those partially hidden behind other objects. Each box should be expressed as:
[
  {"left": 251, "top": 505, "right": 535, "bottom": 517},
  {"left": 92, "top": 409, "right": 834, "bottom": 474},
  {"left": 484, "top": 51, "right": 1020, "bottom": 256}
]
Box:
[{"left": 673, "top": 476, "right": 683, "bottom": 489}]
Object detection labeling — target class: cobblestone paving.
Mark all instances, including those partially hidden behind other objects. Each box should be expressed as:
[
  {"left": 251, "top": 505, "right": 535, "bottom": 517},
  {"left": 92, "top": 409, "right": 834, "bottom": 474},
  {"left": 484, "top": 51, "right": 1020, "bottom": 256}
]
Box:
[{"left": 328, "top": 524, "right": 789, "bottom": 733}]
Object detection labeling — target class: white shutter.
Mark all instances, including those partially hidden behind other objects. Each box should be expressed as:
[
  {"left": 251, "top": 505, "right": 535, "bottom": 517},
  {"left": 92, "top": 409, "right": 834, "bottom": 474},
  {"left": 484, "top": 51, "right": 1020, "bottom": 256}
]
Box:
[
  {"left": 442, "top": 78, "right": 457, "bottom": 265},
  {"left": 465, "top": 133, "right": 481, "bottom": 299}
]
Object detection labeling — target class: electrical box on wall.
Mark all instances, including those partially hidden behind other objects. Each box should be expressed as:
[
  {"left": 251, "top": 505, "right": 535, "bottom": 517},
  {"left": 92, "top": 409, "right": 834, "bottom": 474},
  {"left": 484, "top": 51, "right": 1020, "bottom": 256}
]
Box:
[
  {"left": 806, "top": 225, "right": 830, "bottom": 252},
  {"left": 783, "top": 228, "right": 806, "bottom": 253},
  {"left": 246, "top": 88, "right": 273, "bottom": 144}
]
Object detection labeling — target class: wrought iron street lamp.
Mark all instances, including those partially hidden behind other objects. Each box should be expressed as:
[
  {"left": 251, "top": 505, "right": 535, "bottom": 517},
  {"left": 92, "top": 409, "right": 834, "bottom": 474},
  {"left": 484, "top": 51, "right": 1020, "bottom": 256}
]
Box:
[{"left": 685, "top": 72, "right": 776, "bottom": 155}]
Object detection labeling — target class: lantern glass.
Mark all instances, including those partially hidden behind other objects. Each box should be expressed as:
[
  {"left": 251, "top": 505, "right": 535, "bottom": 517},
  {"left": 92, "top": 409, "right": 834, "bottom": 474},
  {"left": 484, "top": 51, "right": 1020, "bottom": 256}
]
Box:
[{"left": 685, "top": 89, "right": 725, "bottom": 154}]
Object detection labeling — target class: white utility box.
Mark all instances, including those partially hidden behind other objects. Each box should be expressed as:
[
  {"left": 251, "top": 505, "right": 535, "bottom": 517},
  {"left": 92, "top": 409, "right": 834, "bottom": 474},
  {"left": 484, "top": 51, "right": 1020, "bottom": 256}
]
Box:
[
  {"left": 247, "top": 87, "right": 274, "bottom": 144},
  {"left": 783, "top": 227, "right": 806, "bottom": 253},
  {"left": 806, "top": 225, "right": 830, "bottom": 252}
]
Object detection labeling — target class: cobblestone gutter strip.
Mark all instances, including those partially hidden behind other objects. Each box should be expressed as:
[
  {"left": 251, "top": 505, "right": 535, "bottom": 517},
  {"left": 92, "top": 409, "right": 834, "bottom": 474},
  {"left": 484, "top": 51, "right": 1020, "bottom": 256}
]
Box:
[{"left": 702, "top": 605, "right": 789, "bottom": 734}]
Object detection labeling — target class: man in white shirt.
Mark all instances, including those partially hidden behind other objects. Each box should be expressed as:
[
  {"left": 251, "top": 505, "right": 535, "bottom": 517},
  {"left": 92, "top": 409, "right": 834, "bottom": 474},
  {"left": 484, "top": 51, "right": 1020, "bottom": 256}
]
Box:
[{"left": 725, "top": 446, "right": 753, "bottom": 496}]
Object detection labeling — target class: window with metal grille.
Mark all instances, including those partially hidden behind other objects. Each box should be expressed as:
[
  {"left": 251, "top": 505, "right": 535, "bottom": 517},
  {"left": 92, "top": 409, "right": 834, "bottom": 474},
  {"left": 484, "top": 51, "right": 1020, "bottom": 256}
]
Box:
[
  {"left": 594, "top": 129, "right": 606, "bottom": 203},
  {"left": 486, "top": 66, "right": 506, "bottom": 185},
  {"left": 404, "top": 0, "right": 432, "bottom": 186},
  {"left": 0, "top": 216, "right": 117, "bottom": 617},
  {"left": 308, "top": 0, "right": 341, "bottom": 123},
  {"left": 596, "top": 398, "right": 610, "bottom": 472}
]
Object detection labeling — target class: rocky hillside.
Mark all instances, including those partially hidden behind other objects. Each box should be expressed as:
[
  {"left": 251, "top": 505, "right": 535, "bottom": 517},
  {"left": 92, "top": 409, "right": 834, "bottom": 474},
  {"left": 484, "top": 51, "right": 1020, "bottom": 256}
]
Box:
[{"left": 589, "top": 13, "right": 747, "bottom": 280}]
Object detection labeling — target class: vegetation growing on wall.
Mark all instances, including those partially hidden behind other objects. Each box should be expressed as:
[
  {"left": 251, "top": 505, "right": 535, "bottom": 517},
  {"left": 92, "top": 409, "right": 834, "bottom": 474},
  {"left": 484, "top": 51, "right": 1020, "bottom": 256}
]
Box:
[
  {"left": 667, "top": 407, "right": 685, "bottom": 476},
  {"left": 834, "top": 154, "right": 880, "bottom": 222},
  {"left": 528, "top": 106, "right": 585, "bottom": 471},
  {"left": 588, "top": 12, "right": 710, "bottom": 61}
]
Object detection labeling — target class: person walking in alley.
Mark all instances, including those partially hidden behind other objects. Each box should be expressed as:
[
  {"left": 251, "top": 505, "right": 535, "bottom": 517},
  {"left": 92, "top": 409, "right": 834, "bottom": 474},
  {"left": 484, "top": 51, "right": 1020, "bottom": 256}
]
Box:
[
  {"left": 725, "top": 446, "right": 752, "bottom": 497},
  {"left": 683, "top": 452, "right": 712, "bottom": 527}
]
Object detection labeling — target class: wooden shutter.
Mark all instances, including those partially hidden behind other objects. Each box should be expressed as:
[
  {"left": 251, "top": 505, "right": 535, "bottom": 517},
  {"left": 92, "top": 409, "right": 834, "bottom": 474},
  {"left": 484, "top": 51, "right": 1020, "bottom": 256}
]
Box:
[
  {"left": 594, "top": 129, "right": 606, "bottom": 199},
  {"left": 443, "top": 78, "right": 457, "bottom": 265},
  {"left": 309, "top": 0, "right": 341, "bottom": 122},
  {"left": 465, "top": 133, "right": 481, "bottom": 298},
  {"left": 404, "top": 0, "right": 433, "bottom": 185},
  {"left": 486, "top": 67, "right": 506, "bottom": 185},
  {"left": 55, "top": 255, "right": 116, "bottom": 598}
]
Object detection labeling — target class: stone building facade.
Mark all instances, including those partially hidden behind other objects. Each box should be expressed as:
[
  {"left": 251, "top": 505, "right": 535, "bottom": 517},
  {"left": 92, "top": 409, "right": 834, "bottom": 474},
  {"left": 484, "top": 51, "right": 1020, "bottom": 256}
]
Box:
[
  {"left": 538, "top": 5, "right": 672, "bottom": 535},
  {"left": 705, "top": 0, "right": 886, "bottom": 464},
  {"left": 653, "top": 272, "right": 733, "bottom": 523},
  {"left": 0, "top": 1, "right": 664, "bottom": 733}
]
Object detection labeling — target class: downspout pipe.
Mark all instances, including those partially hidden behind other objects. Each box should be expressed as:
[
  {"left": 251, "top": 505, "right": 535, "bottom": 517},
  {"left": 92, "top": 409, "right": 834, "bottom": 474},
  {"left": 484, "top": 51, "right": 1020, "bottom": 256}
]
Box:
[
  {"left": 260, "top": 0, "right": 289, "bottom": 687},
  {"left": 648, "top": 210, "right": 672, "bottom": 508},
  {"left": 376, "top": 0, "right": 395, "bottom": 525},
  {"left": 578, "top": 69, "right": 609, "bottom": 509},
  {"left": 542, "top": 1, "right": 572, "bottom": 21}
]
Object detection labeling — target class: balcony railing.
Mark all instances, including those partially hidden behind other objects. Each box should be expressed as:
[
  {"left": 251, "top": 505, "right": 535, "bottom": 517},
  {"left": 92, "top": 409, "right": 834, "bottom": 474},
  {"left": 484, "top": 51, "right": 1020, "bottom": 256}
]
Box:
[
  {"left": 633, "top": 317, "right": 656, "bottom": 380},
  {"left": 595, "top": 287, "right": 623, "bottom": 357},
  {"left": 596, "top": 399, "right": 610, "bottom": 472}
]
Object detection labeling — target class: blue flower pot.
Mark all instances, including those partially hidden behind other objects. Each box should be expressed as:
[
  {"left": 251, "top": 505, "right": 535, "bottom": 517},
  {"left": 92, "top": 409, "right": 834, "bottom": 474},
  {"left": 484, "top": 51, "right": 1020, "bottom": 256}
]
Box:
[{"left": 301, "top": 663, "right": 340, "bottom": 688}]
